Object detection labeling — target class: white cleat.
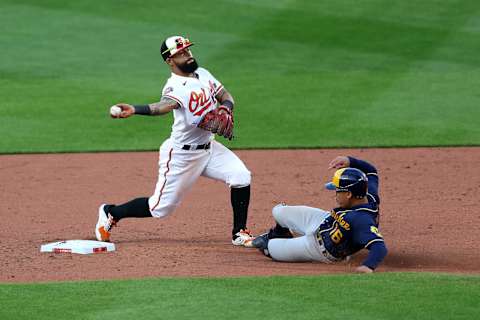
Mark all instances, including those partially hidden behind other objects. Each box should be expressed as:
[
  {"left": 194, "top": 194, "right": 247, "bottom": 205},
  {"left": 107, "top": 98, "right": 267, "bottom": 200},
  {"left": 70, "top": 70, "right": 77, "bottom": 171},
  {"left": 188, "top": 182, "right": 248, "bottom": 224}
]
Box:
[
  {"left": 95, "top": 204, "right": 116, "bottom": 242},
  {"left": 232, "top": 229, "right": 255, "bottom": 247}
]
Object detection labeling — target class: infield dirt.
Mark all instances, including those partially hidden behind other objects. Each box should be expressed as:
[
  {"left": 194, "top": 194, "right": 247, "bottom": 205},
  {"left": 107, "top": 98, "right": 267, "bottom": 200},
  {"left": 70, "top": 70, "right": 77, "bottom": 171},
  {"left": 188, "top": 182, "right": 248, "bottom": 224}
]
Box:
[{"left": 1, "top": 147, "right": 478, "bottom": 282}]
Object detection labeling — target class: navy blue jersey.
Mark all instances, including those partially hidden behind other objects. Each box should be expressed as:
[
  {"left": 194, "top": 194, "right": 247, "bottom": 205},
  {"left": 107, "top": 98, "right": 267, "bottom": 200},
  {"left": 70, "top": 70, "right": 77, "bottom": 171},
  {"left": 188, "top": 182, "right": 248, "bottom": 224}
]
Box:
[{"left": 317, "top": 157, "right": 386, "bottom": 268}]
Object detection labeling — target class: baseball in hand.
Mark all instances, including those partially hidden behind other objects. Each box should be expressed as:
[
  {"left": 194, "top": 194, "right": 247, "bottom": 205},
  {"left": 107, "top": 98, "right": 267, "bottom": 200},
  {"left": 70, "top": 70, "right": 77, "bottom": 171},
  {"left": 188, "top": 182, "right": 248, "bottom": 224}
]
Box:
[{"left": 110, "top": 105, "right": 122, "bottom": 117}]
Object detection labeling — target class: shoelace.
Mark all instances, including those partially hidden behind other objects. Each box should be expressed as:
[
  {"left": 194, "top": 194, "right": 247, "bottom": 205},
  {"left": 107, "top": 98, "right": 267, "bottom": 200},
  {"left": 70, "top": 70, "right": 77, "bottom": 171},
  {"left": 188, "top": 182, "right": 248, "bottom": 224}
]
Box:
[
  {"left": 240, "top": 229, "right": 253, "bottom": 237},
  {"left": 104, "top": 214, "right": 117, "bottom": 232}
]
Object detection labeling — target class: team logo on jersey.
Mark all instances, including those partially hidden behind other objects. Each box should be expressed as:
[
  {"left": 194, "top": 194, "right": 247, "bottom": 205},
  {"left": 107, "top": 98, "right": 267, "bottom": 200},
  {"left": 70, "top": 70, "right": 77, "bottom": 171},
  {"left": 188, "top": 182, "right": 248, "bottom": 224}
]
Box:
[
  {"left": 188, "top": 88, "right": 216, "bottom": 116},
  {"left": 164, "top": 87, "right": 174, "bottom": 95},
  {"left": 370, "top": 226, "right": 383, "bottom": 238}
]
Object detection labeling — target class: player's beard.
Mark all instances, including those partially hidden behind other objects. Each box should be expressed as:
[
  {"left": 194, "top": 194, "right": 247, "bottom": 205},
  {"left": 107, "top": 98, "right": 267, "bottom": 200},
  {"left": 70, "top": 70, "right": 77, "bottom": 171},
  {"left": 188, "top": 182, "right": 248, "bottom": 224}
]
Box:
[{"left": 178, "top": 58, "right": 199, "bottom": 74}]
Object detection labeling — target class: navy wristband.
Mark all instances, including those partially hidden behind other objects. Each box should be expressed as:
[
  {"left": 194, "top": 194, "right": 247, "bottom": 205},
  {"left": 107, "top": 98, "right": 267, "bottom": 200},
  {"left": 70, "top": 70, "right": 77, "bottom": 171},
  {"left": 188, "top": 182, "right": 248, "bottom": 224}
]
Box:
[
  {"left": 221, "top": 100, "right": 234, "bottom": 110},
  {"left": 133, "top": 105, "right": 151, "bottom": 115}
]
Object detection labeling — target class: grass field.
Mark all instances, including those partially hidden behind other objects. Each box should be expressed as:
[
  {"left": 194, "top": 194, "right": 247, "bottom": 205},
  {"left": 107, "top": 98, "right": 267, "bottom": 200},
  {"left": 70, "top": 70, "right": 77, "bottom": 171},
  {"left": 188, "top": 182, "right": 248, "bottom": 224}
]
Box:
[
  {"left": 2, "top": 0, "right": 479, "bottom": 319},
  {"left": 1, "top": 273, "right": 479, "bottom": 320},
  {"left": 1, "top": 0, "right": 480, "bottom": 153}
]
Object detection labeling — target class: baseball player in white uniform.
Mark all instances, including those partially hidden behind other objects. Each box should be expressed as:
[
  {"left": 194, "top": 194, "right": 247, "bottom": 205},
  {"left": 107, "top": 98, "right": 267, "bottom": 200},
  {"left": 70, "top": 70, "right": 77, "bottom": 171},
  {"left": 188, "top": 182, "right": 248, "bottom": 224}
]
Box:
[{"left": 95, "top": 35, "right": 254, "bottom": 247}]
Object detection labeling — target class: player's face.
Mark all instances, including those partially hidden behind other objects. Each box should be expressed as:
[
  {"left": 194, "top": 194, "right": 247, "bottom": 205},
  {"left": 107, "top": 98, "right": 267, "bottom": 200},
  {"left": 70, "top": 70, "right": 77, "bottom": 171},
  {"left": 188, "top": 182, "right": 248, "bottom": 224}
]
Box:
[
  {"left": 335, "top": 191, "right": 352, "bottom": 208},
  {"left": 170, "top": 48, "right": 198, "bottom": 73}
]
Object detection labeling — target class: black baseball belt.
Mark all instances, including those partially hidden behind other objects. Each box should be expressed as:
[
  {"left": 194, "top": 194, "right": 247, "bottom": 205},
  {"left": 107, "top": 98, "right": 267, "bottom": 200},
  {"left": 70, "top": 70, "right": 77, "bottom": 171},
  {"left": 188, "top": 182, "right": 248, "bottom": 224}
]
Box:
[{"left": 182, "top": 142, "right": 211, "bottom": 151}]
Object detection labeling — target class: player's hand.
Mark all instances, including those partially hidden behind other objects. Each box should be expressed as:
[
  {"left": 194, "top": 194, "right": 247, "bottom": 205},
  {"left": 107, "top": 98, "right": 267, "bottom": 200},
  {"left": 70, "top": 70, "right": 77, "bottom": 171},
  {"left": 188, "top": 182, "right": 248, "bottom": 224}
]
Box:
[
  {"left": 216, "top": 106, "right": 234, "bottom": 139},
  {"left": 198, "top": 106, "right": 234, "bottom": 140},
  {"left": 328, "top": 156, "right": 350, "bottom": 170},
  {"left": 114, "top": 103, "right": 135, "bottom": 118},
  {"left": 218, "top": 104, "right": 233, "bottom": 114},
  {"left": 355, "top": 265, "right": 373, "bottom": 273}
]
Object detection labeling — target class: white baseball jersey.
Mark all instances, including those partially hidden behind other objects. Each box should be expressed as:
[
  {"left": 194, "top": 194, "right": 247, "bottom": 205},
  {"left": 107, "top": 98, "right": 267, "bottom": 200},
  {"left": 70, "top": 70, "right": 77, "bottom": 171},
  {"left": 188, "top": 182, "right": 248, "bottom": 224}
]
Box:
[
  {"left": 147, "top": 67, "right": 251, "bottom": 218},
  {"left": 161, "top": 67, "right": 223, "bottom": 146}
]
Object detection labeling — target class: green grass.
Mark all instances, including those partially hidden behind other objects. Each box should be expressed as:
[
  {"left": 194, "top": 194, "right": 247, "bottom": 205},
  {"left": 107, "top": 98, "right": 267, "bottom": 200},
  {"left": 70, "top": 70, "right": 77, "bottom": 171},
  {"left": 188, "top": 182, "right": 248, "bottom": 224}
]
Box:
[
  {"left": 2, "top": 3, "right": 478, "bottom": 318},
  {"left": 1, "top": 273, "right": 479, "bottom": 320},
  {"left": 1, "top": 0, "right": 480, "bottom": 153}
]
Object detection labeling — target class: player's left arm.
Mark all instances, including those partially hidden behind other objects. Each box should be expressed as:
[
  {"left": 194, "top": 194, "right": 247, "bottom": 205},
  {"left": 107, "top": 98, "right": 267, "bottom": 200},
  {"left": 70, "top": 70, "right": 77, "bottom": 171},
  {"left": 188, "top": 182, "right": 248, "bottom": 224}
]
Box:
[
  {"left": 113, "top": 97, "right": 178, "bottom": 118},
  {"left": 197, "top": 88, "right": 235, "bottom": 140},
  {"left": 357, "top": 240, "right": 388, "bottom": 273},
  {"left": 353, "top": 221, "right": 388, "bottom": 273},
  {"left": 216, "top": 88, "right": 235, "bottom": 111}
]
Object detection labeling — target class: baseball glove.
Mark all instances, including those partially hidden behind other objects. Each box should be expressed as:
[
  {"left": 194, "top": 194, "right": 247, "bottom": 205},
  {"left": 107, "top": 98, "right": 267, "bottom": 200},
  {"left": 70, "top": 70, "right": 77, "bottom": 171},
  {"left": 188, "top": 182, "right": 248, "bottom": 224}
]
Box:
[{"left": 198, "top": 106, "right": 234, "bottom": 140}]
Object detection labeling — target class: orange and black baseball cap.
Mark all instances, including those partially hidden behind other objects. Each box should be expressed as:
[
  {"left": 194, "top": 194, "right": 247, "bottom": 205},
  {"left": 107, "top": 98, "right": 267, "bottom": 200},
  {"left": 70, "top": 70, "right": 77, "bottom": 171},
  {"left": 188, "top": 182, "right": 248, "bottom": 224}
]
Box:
[{"left": 160, "top": 36, "right": 194, "bottom": 61}]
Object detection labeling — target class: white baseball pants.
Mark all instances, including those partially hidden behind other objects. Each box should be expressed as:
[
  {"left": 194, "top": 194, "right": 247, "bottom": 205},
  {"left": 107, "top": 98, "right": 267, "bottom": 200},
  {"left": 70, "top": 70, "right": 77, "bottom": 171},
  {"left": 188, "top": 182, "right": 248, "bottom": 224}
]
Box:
[
  {"left": 267, "top": 204, "right": 332, "bottom": 262},
  {"left": 148, "top": 138, "right": 251, "bottom": 218}
]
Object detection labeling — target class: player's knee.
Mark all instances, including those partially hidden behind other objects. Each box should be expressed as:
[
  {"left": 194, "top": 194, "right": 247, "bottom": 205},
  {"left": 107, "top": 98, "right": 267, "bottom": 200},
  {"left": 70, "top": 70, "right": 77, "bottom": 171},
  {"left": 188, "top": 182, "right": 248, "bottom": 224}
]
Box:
[
  {"left": 228, "top": 169, "right": 251, "bottom": 188},
  {"left": 267, "top": 239, "right": 289, "bottom": 261},
  {"left": 272, "top": 203, "right": 287, "bottom": 221}
]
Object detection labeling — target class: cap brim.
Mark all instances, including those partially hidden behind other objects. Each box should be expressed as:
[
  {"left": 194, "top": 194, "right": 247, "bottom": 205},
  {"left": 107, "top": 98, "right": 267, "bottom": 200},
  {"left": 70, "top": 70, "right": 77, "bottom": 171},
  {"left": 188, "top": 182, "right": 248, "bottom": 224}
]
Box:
[
  {"left": 325, "top": 182, "right": 337, "bottom": 190},
  {"left": 170, "top": 43, "right": 194, "bottom": 57}
]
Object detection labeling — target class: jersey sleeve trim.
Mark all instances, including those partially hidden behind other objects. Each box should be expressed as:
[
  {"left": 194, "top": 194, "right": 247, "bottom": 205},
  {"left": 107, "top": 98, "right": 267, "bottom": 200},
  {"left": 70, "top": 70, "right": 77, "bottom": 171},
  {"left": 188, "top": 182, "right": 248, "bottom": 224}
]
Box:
[
  {"left": 163, "top": 94, "right": 184, "bottom": 108},
  {"left": 364, "top": 238, "right": 384, "bottom": 249},
  {"left": 357, "top": 207, "right": 378, "bottom": 214},
  {"left": 214, "top": 84, "right": 224, "bottom": 96}
]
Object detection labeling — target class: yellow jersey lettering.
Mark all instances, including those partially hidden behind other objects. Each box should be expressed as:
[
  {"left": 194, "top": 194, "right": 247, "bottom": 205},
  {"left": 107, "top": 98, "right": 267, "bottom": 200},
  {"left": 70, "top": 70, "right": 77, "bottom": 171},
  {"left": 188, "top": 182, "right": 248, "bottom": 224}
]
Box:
[{"left": 330, "top": 211, "right": 351, "bottom": 231}]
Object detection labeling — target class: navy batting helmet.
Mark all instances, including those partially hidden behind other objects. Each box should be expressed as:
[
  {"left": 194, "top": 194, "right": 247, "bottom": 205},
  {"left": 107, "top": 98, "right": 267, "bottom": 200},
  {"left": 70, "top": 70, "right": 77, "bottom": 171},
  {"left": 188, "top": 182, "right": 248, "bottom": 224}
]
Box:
[{"left": 325, "top": 168, "right": 368, "bottom": 198}]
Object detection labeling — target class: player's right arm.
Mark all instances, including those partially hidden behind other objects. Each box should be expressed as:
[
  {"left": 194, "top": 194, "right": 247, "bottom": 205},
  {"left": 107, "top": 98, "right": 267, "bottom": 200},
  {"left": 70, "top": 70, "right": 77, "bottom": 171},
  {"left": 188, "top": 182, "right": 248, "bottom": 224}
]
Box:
[
  {"left": 112, "top": 97, "right": 179, "bottom": 118},
  {"left": 148, "top": 96, "right": 180, "bottom": 115},
  {"left": 348, "top": 157, "right": 379, "bottom": 204},
  {"left": 329, "top": 156, "right": 379, "bottom": 204}
]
